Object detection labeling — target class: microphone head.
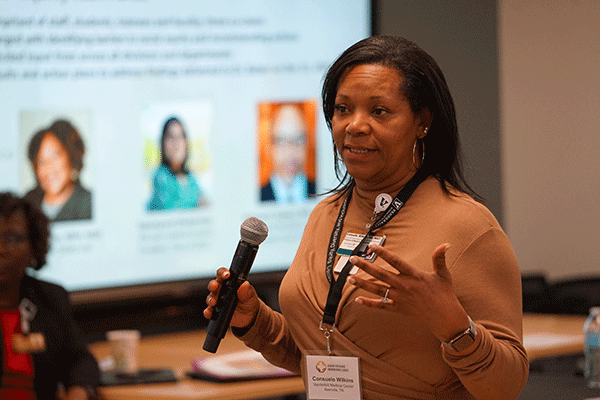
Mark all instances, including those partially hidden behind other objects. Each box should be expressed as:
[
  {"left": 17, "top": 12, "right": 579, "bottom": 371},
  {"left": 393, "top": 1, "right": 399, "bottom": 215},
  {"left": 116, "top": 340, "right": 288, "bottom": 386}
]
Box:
[{"left": 240, "top": 217, "right": 269, "bottom": 245}]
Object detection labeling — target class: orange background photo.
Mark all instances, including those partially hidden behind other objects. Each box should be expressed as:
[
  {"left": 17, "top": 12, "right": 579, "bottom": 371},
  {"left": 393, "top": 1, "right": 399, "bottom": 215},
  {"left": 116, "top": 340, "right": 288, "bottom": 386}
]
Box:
[{"left": 258, "top": 100, "right": 318, "bottom": 188}]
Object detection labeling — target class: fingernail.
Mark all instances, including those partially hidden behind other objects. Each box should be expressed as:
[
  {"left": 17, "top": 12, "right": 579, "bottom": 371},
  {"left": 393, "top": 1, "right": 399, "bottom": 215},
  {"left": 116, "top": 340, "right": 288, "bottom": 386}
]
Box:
[
  {"left": 355, "top": 298, "right": 364, "bottom": 305},
  {"left": 347, "top": 277, "right": 356, "bottom": 284},
  {"left": 224, "top": 271, "right": 230, "bottom": 278},
  {"left": 349, "top": 256, "right": 357, "bottom": 264}
]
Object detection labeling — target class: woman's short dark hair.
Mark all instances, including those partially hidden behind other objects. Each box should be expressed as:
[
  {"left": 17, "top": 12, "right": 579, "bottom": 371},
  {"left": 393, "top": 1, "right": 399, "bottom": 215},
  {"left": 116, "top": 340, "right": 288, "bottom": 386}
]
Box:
[
  {"left": 27, "top": 119, "right": 86, "bottom": 173},
  {"left": 322, "top": 35, "right": 479, "bottom": 199},
  {"left": 0, "top": 192, "right": 50, "bottom": 270},
  {"left": 160, "top": 116, "right": 189, "bottom": 174}
]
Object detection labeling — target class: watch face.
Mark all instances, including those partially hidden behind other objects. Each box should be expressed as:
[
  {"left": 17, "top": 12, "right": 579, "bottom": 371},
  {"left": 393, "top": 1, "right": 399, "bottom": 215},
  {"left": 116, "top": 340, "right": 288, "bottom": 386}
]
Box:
[{"left": 451, "top": 333, "right": 475, "bottom": 352}]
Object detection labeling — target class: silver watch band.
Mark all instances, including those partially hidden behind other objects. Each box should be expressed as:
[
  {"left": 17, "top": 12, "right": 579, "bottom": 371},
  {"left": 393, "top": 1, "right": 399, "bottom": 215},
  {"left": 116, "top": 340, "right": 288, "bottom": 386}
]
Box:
[{"left": 442, "top": 316, "right": 477, "bottom": 352}]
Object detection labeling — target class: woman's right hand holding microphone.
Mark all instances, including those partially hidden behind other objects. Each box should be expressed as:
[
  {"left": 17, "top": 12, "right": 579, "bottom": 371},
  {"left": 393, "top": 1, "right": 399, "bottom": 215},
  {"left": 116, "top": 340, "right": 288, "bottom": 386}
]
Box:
[{"left": 204, "top": 267, "right": 261, "bottom": 330}]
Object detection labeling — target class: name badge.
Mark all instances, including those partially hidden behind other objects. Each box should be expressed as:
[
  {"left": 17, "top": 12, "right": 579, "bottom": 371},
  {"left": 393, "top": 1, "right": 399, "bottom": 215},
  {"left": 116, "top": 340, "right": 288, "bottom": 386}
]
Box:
[
  {"left": 304, "top": 354, "right": 361, "bottom": 400},
  {"left": 333, "top": 232, "right": 385, "bottom": 275},
  {"left": 13, "top": 333, "right": 46, "bottom": 353}
]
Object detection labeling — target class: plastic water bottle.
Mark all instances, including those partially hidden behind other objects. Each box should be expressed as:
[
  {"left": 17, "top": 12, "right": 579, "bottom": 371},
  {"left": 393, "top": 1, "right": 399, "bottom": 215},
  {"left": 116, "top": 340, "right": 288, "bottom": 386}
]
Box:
[{"left": 584, "top": 306, "right": 600, "bottom": 388}]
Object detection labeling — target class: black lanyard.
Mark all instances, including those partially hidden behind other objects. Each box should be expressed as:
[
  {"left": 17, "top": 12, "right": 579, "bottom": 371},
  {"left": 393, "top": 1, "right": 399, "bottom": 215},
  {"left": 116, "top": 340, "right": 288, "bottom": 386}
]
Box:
[{"left": 321, "top": 170, "right": 427, "bottom": 328}]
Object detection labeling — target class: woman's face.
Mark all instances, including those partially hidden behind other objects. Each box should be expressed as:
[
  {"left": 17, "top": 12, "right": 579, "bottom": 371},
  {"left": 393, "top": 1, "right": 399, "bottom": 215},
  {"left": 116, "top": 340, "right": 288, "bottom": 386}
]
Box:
[
  {"left": 36, "top": 132, "right": 75, "bottom": 198},
  {"left": 0, "top": 210, "right": 31, "bottom": 288},
  {"left": 164, "top": 121, "right": 187, "bottom": 171},
  {"left": 331, "top": 64, "right": 427, "bottom": 191}
]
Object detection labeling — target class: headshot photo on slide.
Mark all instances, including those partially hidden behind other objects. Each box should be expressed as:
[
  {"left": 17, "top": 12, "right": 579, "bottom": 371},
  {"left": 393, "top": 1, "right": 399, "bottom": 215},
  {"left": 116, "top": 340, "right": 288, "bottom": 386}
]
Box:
[
  {"left": 258, "top": 100, "right": 317, "bottom": 204},
  {"left": 20, "top": 110, "right": 94, "bottom": 223},
  {"left": 142, "top": 101, "right": 212, "bottom": 212}
]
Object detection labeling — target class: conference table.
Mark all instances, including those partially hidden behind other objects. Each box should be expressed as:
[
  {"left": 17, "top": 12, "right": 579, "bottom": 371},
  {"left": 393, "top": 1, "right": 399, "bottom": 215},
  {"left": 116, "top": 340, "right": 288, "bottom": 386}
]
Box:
[{"left": 89, "top": 313, "right": 587, "bottom": 400}]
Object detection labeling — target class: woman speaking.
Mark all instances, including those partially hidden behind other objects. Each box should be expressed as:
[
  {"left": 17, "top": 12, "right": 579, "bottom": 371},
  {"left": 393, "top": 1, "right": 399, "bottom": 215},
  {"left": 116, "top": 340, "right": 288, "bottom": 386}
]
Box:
[{"left": 205, "top": 36, "right": 527, "bottom": 400}]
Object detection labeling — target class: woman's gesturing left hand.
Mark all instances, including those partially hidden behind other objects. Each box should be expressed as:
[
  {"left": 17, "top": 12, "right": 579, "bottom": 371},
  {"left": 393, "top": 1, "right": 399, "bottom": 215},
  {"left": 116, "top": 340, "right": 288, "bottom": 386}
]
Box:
[{"left": 347, "top": 243, "right": 471, "bottom": 343}]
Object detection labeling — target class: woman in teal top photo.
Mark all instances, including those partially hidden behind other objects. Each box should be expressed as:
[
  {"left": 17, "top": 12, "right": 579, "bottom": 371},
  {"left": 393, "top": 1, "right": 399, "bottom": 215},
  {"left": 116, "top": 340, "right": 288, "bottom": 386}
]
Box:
[{"left": 147, "top": 117, "right": 205, "bottom": 211}]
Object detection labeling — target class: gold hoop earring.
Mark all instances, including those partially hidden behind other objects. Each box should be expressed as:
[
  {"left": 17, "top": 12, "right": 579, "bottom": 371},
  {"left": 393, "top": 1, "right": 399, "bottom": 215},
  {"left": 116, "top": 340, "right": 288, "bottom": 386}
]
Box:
[{"left": 412, "top": 139, "right": 425, "bottom": 169}]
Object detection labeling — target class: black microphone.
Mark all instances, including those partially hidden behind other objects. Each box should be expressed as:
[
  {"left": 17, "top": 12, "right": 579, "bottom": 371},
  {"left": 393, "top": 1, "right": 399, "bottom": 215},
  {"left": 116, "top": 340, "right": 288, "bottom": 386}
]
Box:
[{"left": 203, "top": 217, "right": 268, "bottom": 353}]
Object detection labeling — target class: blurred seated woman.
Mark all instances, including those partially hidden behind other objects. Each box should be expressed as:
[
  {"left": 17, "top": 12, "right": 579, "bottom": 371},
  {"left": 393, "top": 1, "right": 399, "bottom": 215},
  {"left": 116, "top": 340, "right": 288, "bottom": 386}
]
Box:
[
  {"left": 0, "top": 192, "right": 99, "bottom": 399},
  {"left": 147, "top": 116, "right": 206, "bottom": 211},
  {"left": 25, "top": 119, "right": 92, "bottom": 222}
]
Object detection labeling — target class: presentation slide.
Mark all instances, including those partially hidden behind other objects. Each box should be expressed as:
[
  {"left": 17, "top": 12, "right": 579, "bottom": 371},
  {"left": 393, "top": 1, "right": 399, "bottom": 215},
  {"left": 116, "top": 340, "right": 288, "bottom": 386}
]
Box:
[{"left": 0, "top": 0, "right": 371, "bottom": 296}]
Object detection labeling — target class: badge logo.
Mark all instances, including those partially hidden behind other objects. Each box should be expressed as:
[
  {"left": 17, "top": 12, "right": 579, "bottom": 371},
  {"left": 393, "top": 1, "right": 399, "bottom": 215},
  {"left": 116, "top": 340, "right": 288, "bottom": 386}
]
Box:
[
  {"left": 391, "top": 198, "right": 403, "bottom": 210},
  {"left": 374, "top": 193, "right": 392, "bottom": 214},
  {"left": 315, "top": 360, "right": 327, "bottom": 373}
]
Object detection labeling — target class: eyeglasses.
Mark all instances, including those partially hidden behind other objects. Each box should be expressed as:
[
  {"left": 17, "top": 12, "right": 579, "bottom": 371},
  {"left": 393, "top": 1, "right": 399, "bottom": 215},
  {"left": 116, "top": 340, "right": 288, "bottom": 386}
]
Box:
[
  {"left": 0, "top": 233, "right": 29, "bottom": 247},
  {"left": 272, "top": 136, "right": 306, "bottom": 147}
]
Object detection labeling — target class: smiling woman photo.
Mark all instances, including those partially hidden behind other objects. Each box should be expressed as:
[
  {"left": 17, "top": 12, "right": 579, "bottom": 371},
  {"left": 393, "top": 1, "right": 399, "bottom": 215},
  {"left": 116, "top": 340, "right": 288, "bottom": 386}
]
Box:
[
  {"left": 147, "top": 116, "right": 207, "bottom": 211},
  {"left": 24, "top": 119, "right": 92, "bottom": 222}
]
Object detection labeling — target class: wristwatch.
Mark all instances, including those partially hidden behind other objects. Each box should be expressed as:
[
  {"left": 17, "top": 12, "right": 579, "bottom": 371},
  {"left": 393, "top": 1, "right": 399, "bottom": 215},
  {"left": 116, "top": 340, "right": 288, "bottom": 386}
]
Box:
[{"left": 442, "top": 316, "right": 477, "bottom": 352}]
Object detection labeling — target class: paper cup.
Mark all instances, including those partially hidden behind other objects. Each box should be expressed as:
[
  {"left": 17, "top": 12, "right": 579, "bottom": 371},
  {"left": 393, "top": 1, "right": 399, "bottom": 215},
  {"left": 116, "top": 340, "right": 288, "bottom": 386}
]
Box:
[{"left": 106, "top": 329, "right": 141, "bottom": 374}]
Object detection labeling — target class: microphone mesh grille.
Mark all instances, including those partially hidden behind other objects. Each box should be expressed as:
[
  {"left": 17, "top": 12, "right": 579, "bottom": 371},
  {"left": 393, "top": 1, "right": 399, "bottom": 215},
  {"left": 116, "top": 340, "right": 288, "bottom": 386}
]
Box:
[{"left": 240, "top": 217, "right": 269, "bottom": 245}]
